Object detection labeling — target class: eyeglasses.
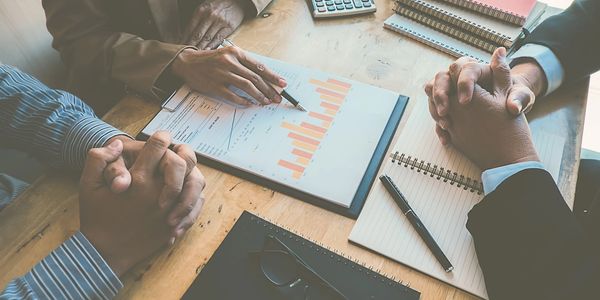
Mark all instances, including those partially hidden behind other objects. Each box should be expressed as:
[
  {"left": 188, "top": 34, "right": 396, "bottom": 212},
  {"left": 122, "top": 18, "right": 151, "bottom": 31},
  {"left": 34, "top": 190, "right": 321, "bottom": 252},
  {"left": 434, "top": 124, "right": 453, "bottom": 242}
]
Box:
[{"left": 250, "top": 235, "right": 348, "bottom": 300}]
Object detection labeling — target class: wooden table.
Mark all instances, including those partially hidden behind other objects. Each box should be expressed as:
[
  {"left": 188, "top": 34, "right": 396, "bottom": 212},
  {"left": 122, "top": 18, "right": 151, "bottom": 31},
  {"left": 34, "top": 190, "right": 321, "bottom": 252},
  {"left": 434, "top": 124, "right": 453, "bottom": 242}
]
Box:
[{"left": 0, "top": 0, "right": 588, "bottom": 299}]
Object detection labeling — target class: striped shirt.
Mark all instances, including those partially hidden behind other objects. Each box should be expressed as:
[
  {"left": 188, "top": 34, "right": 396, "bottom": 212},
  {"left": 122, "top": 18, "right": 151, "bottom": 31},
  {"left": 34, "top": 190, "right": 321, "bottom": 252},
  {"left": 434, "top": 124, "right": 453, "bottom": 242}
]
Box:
[{"left": 0, "top": 64, "right": 124, "bottom": 299}]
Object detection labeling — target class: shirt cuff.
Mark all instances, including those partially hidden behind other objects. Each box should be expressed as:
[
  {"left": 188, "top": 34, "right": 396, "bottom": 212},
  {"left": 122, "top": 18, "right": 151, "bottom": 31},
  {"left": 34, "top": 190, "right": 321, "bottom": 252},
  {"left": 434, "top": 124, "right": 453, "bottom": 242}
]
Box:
[
  {"left": 509, "top": 44, "right": 565, "bottom": 96},
  {"left": 62, "top": 116, "right": 127, "bottom": 170},
  {"left": 22, "top": 232, "right": 123, "bottom": 300},
  {"left": 481, "top": 161, "right": 546, "bottom": 195}
]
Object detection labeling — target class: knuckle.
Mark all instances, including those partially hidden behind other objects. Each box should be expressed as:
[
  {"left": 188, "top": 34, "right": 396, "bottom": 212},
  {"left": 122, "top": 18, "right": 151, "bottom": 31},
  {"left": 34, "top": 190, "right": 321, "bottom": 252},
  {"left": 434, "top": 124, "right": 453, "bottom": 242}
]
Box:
[
  {"left": 433, "top": 91, "right": 446, "bottom": 101},
  {"left": 148, "top": 132, "right": 171, "bottom": 149},
  {"left": 434, "top": 71, "right": 448, "bottom": 81},
  {"left": 87, "top": 148, "right": 104, "bottom": 159},
  {"left": 250, "top": 74, "right": 261, "bottom": 85}
]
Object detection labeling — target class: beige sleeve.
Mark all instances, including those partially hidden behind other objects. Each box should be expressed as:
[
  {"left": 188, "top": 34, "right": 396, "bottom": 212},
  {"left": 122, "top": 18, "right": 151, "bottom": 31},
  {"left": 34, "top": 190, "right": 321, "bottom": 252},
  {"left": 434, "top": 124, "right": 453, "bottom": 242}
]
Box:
[{"left": 42, "top": 0, "right": 188, "bottom": 101}]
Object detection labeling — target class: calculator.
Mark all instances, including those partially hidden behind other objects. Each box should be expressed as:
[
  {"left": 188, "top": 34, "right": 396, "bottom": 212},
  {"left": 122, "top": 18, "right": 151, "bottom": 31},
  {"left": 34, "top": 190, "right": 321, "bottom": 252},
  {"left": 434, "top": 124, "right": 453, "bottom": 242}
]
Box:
[{"left": 310, "top": 0, "right": 377, "bottom": 18}]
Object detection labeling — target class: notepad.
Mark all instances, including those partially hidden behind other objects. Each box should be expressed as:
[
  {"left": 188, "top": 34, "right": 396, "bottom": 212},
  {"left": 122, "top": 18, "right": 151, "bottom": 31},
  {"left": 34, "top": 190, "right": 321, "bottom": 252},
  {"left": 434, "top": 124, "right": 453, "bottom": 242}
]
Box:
[
  {"left": 349, "top": 99, "right": 565, "bottom": 299},
  {"left": 141, "top": 53, "right": 407, "bottom": 217}
]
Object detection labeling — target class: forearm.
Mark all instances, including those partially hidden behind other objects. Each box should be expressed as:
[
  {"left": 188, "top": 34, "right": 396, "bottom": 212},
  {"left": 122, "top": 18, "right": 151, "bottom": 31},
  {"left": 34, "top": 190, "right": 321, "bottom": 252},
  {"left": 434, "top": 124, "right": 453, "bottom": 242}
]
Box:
[
  {"left": 0, "top": 232, "right": 122, "bottom": 299},
  {"left": 0, "top": 65, "right": 124, "bottom": 170},
  {"left": 43, "top": 0, "right": 191, "bottom": 101},
  {"left": 522, "top": 0, "right": 600, "bottom": 83},
  {"left": 468, "top": 169, "right": 600, "bottom": 299}
]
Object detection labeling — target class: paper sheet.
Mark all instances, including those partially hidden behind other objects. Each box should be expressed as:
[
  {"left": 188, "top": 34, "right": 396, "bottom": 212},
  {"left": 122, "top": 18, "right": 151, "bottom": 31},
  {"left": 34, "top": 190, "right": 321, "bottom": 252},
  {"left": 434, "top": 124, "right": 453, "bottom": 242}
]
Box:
[{"left": 143, "top": 54, "right": 399, "bottom": 207}]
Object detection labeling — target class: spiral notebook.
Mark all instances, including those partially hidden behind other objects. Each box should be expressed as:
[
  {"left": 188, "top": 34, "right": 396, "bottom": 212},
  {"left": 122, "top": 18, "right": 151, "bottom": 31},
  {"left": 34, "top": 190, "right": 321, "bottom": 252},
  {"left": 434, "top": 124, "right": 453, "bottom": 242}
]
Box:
[
  {"left": 349, "top": 100, "right": 565, "bottom": 299},
  {"left": 394, "top": 0, "right": 547, "bottom": 49},
  {"left": 384, "top": 13, "right": 491, "bottom": 63},
  {"left": 440, "top": 0, "right": 538, "bottom": 26},
  {"left": 182, "top": 211, "right": 420, "bottom": 300}
]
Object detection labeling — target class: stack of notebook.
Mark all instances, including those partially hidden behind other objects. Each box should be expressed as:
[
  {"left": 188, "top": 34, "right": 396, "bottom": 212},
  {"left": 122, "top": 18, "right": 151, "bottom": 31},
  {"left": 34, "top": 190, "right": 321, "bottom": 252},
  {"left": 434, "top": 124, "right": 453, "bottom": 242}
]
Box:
[{"left": 384, "top": 0, "right": 561, "bottom": 62}]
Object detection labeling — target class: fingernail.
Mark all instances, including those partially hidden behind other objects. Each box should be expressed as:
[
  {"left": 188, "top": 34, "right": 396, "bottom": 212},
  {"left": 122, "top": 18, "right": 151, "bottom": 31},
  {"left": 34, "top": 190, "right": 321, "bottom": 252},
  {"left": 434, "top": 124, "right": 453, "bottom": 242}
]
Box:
[
  {"left": 278, "top": 78, "right": 287, "bottom": 87},
  {"left": 513, "top": 99, "right": 523, "bottom": 112},
  {"left": 438, "top": 120, "right": 449, "bottom": 130},
  {"left": 108, "top": 139, "right": 121, "bottom": 149},
  {"left": 169, "top": 237, "right": 175, "bottom": 245},
  {"left": 263, "top": 97, "right": 271, "bottom": 104},
  {"left": 437, "top": 107, "right": 443, "bottom": 116}
]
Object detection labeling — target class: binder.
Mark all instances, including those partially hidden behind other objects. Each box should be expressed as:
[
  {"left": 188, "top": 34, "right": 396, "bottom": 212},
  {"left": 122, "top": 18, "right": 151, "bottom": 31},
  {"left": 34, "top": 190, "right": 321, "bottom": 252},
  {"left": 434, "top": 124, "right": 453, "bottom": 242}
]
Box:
[{"left": 182, "top": 211, "right": 421, "bottom": 300}]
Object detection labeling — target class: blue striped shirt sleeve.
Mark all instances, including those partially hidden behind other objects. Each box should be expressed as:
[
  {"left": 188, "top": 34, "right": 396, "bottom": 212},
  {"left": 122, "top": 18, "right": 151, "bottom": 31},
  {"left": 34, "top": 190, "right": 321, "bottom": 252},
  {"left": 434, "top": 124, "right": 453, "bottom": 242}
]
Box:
[
  {"left": 1, "top": 232, "right": 123, "bottom": 300},
  {"left": 0, "top": 64, "right": 125, "bottom": 170},
  {"left": 0, "top": 64, "right": 126, "bottom": 298}
]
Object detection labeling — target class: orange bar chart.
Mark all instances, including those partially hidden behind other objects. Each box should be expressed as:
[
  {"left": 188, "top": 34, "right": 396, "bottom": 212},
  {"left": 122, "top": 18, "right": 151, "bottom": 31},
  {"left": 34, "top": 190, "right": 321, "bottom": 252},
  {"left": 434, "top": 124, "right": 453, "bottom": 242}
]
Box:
[{"left": 278, "top": 77, "right": 353, "bottom": 180}]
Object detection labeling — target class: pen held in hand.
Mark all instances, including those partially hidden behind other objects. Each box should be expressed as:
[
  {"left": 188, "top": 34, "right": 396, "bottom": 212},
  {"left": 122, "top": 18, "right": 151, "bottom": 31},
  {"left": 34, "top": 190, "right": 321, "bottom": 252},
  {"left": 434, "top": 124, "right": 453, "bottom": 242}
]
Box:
[
  {"left": 379, "top": 174, "right": 454, "bottom": 272},
  {"left": 222, "top": 39, "right": 306, "bottom": 112}
]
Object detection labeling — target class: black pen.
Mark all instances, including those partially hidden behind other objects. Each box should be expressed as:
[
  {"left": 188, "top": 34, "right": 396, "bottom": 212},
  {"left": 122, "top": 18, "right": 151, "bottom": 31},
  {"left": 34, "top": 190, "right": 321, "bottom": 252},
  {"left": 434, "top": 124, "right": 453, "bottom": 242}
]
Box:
[
  {"left": 379, "top": 174, "right": 454, "bottom": 272},
  {"left": 221, "top": 39, "right": 306, "bottom": 112}
]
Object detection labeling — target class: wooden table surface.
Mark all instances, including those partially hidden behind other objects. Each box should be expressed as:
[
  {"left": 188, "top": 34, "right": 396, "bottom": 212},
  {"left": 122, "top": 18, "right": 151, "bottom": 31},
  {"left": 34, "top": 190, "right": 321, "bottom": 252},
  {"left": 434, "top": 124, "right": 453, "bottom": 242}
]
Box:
[{"left": 0, "top": 0, "right": 588, "bottom": 299}]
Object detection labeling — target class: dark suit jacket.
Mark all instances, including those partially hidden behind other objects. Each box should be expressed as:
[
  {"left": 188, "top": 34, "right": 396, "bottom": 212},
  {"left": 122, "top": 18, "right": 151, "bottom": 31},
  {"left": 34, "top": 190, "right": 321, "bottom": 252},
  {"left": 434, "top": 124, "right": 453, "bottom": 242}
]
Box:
[
  {"left": 467, "top": 169, "right": 600, "bottom": 299},
  {"left": 523, "top": 0, "right": 600, "bottom": 84}
]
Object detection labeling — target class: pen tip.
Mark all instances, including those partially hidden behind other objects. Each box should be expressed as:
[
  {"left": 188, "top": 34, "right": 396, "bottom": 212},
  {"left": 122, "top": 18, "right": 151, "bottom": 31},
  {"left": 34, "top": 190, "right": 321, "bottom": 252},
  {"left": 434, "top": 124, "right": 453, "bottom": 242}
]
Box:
[{"left": 297, "top": 104, "right": 307, "bottom": 112}]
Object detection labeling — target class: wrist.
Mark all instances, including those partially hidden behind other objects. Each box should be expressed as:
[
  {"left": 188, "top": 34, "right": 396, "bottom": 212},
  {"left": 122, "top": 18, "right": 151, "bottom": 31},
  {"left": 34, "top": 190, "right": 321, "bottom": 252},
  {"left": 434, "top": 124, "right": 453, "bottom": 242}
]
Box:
[
  {"left": 80, "top": 228, "right": 133, "bottom": 277},
  {"left": 170, "top": 48, "right": 197, "bottom": 79},
  {"left": 511, "top": 61, "right": 547, "bottom": 97}
]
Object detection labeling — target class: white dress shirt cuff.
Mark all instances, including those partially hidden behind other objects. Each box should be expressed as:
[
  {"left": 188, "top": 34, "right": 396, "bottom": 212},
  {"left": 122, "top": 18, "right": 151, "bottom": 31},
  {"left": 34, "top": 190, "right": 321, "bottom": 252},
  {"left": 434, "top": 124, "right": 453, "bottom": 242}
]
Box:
[
  {"left": 481, "top": 161, "right": 546, "bottom": 195},
  {"left": 509, "top": 44, "right": 565, "bottom": 96}
]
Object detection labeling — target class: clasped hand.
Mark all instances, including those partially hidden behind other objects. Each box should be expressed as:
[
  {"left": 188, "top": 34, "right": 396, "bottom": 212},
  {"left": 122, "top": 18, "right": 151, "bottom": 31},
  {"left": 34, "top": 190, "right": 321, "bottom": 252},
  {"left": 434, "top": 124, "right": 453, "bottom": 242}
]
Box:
[
  {"left": 424, "top": 48, "right": 540, "bottom": 170},
  {"left": 79, "top": 131, "right": 205, "bottom": 276}
]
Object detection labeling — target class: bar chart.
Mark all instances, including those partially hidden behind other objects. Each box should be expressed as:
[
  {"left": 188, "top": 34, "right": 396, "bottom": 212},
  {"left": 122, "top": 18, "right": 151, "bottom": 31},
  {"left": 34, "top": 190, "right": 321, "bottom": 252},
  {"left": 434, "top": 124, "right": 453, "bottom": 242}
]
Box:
[{"left": 277, "top": 77, "right": 352, "bottom": 179}]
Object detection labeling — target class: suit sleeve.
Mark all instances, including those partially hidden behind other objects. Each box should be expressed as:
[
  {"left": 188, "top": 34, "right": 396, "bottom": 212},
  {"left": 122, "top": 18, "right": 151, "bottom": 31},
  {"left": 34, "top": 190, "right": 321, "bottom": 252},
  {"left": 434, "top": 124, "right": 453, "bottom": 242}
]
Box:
[
  {"left": 42, "top": 0, "right": 190, "bottom": 101},
  {"left": 467, "top": 169, "right": 600, "bottom": 299},
  {"left": 523, "top": 0, "right": 600, "bottom": 84}
]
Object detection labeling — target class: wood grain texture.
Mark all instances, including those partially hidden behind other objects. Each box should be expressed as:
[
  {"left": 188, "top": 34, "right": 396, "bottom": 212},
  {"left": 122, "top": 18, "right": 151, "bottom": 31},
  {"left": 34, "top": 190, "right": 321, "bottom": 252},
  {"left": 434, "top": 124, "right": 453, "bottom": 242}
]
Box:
[{"left": 0, "top": 0, "right": 587, "bottom": 299}]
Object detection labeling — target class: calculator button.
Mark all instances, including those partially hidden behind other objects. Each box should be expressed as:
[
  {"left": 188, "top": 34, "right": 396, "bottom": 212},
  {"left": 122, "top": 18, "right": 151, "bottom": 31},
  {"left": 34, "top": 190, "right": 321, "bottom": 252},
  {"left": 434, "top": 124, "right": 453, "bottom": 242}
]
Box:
[
  {"left": 317, "top": 7, "right": 326, "bottom": 12},
  {"left": 316, "top": 2, "right": 324, "bottom": 7},
  {"left": 345, "top": 3, "right": 353, "bottom": 9},
  {"left": 363, "top": 2, "right": 371, "bottom": 7},
  {"left": 353, "top": 0, "right": 362, "bottom": 7},
  {"left": 327, "top": 5, "right": 335, "bottom": 11},
  {"left": 334, "top": 0, "right": 342, "bottom": 4},
  {"left": 325, "top": 1, "right": 333, "bottom": 5},
  {"left": 315, "top": 0, "right": 323, "bottom": 2},
  {"left": 343, "top": 0, "right": 352, "bottom": 3}
]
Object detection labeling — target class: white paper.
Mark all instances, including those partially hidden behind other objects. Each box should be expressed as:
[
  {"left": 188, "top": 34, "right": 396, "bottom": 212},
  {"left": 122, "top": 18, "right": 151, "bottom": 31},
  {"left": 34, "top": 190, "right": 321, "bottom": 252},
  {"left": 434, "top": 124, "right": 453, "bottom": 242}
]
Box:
[{"left": 143, "top": 54, "right": 400, "bottom": 207}]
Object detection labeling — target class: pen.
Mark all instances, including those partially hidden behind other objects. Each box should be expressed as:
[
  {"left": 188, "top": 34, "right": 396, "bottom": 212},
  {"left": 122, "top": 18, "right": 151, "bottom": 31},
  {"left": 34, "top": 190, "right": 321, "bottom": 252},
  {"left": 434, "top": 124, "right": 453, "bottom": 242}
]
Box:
[
  {"left": 379, "top": 174, "right": 454, "bottom": 272},
  {"left": 221, "top": 39, "right": 306, "bottom": 112}
]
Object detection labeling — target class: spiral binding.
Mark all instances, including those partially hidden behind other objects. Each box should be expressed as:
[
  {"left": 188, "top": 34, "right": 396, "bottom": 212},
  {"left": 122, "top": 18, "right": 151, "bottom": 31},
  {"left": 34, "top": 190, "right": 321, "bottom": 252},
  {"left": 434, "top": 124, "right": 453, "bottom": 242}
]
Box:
[
  {"left": 390, "top": 151, "right": 483, "bottom": 194},
  {"left": 443, "top": 0, "right": 527, "bottom": 26},
  {"left": 384, "top": 20, "right": 488, "bottom": 63},
  {"left": 395, "top": 0, "right": 514, "bottom": 48},
  {"left": 251, "top": 213, "right": 413, "bottom": 289},
  {"left": 394, "top": 4, "right": 498, "bottom": 53}
]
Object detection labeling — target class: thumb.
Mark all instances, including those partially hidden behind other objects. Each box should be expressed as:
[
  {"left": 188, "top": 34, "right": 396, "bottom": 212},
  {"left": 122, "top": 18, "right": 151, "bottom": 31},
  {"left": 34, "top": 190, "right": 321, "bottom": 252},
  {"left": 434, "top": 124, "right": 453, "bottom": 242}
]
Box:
[
  {"left": 80, "top": 139, "right": 124, "bottom": 189},
  {"left": 490, "top": 47, "right": 511, "bottom": 95},
  {"left": 506, "top": 86, "right": 536, "bottom": 115}
]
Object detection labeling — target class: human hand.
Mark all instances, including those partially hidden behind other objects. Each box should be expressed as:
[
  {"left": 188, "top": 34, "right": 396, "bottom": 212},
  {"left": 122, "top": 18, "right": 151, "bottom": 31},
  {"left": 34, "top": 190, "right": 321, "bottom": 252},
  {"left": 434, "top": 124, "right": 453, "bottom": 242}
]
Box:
[
  {"left": 171, "top": 46, "right": 287, "bottom": 106},
  {"left": 181, "top": 0, "right": 248, "bottom": 50},
  {"left": 425, "top": 48, "right": 545, "bottom": 144},
  {"left": 425, "top": 48, "right": 540, "bottom": 170},
  {"left": 101, "top": 135, "right": 206, "bottom": 241},
  {"left": 80, "top": 132, "right": 205, "bottom": 276}
]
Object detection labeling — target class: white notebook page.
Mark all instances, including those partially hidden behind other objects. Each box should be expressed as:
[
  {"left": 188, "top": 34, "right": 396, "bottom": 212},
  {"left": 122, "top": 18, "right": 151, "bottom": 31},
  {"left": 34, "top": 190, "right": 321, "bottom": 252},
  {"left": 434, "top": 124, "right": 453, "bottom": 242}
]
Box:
[{"left": 349, "top": 99, "right": 565, "bottom": 299}]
